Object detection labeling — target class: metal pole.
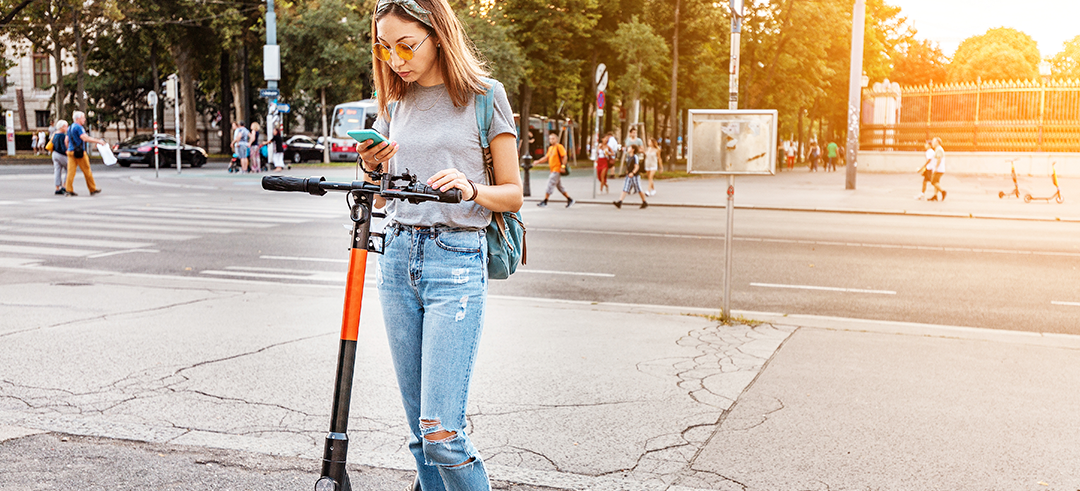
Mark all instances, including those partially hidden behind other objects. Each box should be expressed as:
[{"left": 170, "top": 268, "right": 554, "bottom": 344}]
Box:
[
  {"left": 844, "top": 0, "right": 865, "bottom": 190},
  {"left": 723, "top": 2, "right": 741, "bottom": 322},
  {"left": 172, "top": 75, "right": 181, "bottom": 174},
  {"left": 153, "top": 118, "right": 159, "bottom": 178},
  {"left": 266, "top": 0, "right": 278, "bottom": 168}
]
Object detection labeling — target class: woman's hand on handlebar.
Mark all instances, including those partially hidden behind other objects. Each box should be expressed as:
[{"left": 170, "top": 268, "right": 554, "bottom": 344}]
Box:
[
  {"left": 427, "top": 168, "right": 475, "bottom": 201},
  {"left": 358, "top": 140, "right": 398, "bottom": 171}
]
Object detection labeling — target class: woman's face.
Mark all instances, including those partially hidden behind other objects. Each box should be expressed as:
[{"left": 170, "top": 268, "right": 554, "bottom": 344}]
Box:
[{"left": 376, "top": 15, "right": 441, "bottom": 87}]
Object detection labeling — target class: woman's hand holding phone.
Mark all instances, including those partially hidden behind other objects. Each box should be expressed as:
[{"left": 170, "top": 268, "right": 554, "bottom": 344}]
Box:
[{"left": 351, "top": 130, "right": 398, "bottom": 171}]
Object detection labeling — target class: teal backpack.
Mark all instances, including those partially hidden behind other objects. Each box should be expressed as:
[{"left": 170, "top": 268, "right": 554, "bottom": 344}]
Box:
[{"left": 387, "top": 78, "right": 526, "bottom": 279}]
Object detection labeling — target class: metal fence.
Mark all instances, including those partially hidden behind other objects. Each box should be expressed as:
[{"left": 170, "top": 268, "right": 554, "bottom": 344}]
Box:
[{"left": 861, "top": 79, "right": 1080, "bottom": 152}]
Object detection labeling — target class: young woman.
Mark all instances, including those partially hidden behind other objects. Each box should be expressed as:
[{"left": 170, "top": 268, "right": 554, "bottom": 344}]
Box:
[
  {"left": 595, "top": 136, "right": 611, "bottom": 193},
  {"left": 358, "top": 0, "right": 523, "bottom": 489},
  {"left": 643, "top": 138, "right": 659, "bottom": 196},
  {"left": 249, "top": 121, "right": 262, "bottom": 173}
]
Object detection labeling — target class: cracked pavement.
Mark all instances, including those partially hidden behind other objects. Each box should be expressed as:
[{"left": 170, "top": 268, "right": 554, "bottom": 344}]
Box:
[
  {"left": 0, "top": 264, "right": 795, "bottom": 490},
  {"left": 4, "top": 263, "right": 1080, "bottom": 490}
]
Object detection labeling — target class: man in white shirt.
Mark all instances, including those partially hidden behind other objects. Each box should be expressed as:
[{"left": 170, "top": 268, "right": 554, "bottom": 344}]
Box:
[
  {"left": 928, "top": 137, "right": 946, "bottom": 201},
  {"left": 915, "top": 140, "right": 934, "bottom": 199}
]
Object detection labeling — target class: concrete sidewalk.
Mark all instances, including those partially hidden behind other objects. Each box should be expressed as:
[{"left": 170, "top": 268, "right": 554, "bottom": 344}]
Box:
[
  {"left": 2, "top": 257, "right": 1079, "bottom": 490},
  {"left": 530, "top": 165, "right": 1080, "bottom": 221}
]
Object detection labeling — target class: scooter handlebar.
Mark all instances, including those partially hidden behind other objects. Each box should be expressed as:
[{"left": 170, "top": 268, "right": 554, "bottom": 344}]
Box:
[{"left": 262, "top": 175, "right": 327, "bottom": 196}]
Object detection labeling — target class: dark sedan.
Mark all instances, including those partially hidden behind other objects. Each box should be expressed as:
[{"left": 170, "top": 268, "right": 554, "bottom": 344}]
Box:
[
  {"left": 283, "top": 135, "right": 324, "bottom": 164},
  {"left": 112, "top": 134, "right": 207, "bottom": 168}
]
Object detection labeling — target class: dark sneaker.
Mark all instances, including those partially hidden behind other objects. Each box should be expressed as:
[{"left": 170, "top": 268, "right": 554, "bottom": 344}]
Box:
[
  {"left": 613, "top": 201, "right": 622, "bottom": 209},
  {"left": 940, "top": 190, "right": 947, "bottom": 201},
  {"left": 566, "top": 198, "right": 575, "bottom": 208},
  {"left": 640, "top": 201, "right": 648, "bottom": 209},
  {"left": 927, "top": 195, "right": 938, "bottom": 201},
  {"left": 55, "top": 189, "right": 64, "bottom": 195},
  {"left": 90, "top": 189, "right": 102, "bottom": 196},
  {"left": 65, "top": 190, "right": 78, "bottom": 197},
  {"left": 536, "top": 200, "right": 548, "bottom": 208}
]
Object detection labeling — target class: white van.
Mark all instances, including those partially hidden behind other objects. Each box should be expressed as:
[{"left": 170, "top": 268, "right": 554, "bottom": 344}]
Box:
[{"left": 327, "top": 99, "right": 379, "bottom": 161}]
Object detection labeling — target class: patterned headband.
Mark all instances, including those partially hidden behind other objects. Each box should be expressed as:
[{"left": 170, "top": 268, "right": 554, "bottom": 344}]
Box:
[{"left": 375, "top": 0, "right": 433, "bottom": 28}]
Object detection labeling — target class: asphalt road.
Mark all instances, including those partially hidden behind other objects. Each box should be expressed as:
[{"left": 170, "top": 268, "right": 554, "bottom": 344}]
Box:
[{"left": 3, "top": 161, "right": 1079, "bottom": 333}]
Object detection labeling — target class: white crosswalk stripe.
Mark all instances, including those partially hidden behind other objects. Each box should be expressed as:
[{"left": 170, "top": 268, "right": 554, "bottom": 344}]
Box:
[{"left": 0, "top": 197, "right": 340, "bottom": 263}]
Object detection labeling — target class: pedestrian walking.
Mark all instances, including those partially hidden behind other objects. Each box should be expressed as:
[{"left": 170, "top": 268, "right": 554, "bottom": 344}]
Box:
[
  {"left": 38, "top": 130, "right": 47, "bottom": 155},
  {"left": 928, "top": 137, "right": 947, "bottom": 201},
  {"left": 644, "top": 137, "right": 659, "bottom": 196},
  {"left": 915, "top": 140, "right": 934, "bottom": 199},
  {"left": 808, "top": 142, "right": 820, "bottom": 172},
  {"left": 826, "top": 141, "right": 838, "bottom": 172},
  {"left": 785, "top": 140, "right": 796, "bottom": 170},
  {"left": 536, "top": 132, "right": 574, "bottom": 207},
  {"left": 50, "top": 120, "right": 68, "bottom": 195},
  {"left": 361, "top": 0, "right": 524, "bottom": 488},
  {"left": 249, "top": 121, "right": 263, "bottom": 173},
  {"left": 232, "top": 121, "right": 251, "bottom": 173},
  {"left": 64, "top": 111, "right": 104, "bottom": 197},
  {"left": 32, "top": 133, "right": 40, "bottom": 155},
  {"left": 271, "top": 125, "right": 286, "bottom": 172},
  {"left": 613, "top": 144, "right": 648, "bottom": 209}
]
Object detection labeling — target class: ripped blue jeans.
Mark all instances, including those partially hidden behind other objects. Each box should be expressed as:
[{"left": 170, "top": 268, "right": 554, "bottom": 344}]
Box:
[{"left": 377, "top": 225, "right": 490, "bottom": 491}]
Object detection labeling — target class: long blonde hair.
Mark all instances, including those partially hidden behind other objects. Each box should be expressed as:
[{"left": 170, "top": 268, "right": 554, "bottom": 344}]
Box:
[{"left": 372, "top": 0, "right": 489, "bottom": 115}]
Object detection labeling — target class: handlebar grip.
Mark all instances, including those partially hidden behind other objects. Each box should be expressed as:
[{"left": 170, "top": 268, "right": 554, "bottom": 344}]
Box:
[
  {"left": 262, "top": 175, "right": 327, "bottom": 196},
  {"left": 421, "top": 184, "right": 461, "bottom": 203}
]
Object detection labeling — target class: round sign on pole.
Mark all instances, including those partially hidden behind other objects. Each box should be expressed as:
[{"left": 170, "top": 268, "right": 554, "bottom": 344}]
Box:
[
  {"left": 597, "top": 91, "right": 605, "bottom": 110},
  {"left": 147, "top": 91, "right": 158, "bottom": 108},
  {"left": 595, "top": 63, "right": 608, "bottom": 92}
]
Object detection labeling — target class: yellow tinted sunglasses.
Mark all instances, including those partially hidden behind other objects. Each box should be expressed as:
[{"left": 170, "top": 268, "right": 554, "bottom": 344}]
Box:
[{"left": 373, "top": 32, "right": 432, "bottom": 62}]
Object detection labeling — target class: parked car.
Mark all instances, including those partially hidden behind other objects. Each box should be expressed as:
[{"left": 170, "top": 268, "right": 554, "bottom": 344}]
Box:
[
  {"left": 283, "top": 135, "right": 324, "bottom": 164},
  {"left": 112, "top": 134, "right": 207, "bottom": 168}
]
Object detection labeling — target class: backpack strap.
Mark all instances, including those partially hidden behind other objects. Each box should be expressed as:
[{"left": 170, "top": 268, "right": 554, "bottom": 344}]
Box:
[{"left": 475, "top": 77, "right": 496, "bottom": 150}]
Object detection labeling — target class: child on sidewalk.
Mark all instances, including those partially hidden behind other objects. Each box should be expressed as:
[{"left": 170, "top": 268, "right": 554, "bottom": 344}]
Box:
[{"left": 613, "top": 144, "right": 648, "bottom": 209}]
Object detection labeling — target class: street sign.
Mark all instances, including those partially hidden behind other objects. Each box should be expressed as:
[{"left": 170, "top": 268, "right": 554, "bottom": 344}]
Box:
[
  {"left": 275, "top": 103, "right": 291, "bottom": 114},
  {"left": 595, "top": 63, "right": 609, "bottom": 92},
  {"left": 597, "top": 91, "right": 605, "bottom": 110},
  {"left": 147, "top": 91, "right": 158, "bottom": 108},
  {"left": 259, "top": 88, "right": 280, "bottom": 99}
]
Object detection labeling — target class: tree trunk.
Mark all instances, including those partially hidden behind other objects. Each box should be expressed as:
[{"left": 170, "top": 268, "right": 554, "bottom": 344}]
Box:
[
  {"left": 241, "top": 44, "right": 252, "bottom": 125},
  {"left": 72, "top": 7, "right": 86, "bottom": 113},
  {"left": 667, "top": 0, "right": 680, "bottom": 169},
  {"left": 170, "top": 39, "right": 199, "bottom": 145},
  {"left": 219, "top": 49, "right": 233, "bottom": 154},
  {"left": 518, "top": 80, "right": 533, "bottom": 159},
  {"left": 321, "top": 87, "right": 329, "bottom": 163},
  {"left": 151, "top": 40, "right": 163, "bottom": 132},
  {"left": 48, "top": 15, "right": 65, "bottom": 119}
]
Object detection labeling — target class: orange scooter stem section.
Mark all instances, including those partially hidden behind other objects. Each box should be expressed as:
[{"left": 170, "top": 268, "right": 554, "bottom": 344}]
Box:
[{"left": 340, "top": 248, "right": 368, "bottom": 341}]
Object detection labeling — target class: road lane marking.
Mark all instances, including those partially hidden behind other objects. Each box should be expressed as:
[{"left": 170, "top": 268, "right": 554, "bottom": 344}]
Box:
[
  {"left": 532, "top": 229, "right": 1080, "bottom": 258},
  {"left": 261, "top": 255, "right": 349, "bottom": 263},
  {"left": 92, "top": 209, "right": 309, "bottom": 224},
  {"left": 5, "top": 227, "right": 197, "bottom": 241},
  {"left": 0, "top": 244, "right": 100, "bottom": 257},
  {"left": 750, "top": 282, "right": 896, "bottom": 295},
  {"left": 516, "top": 269, "right": 615, "bottom": 277},
  {"left": 200, "top": 269, "right": 347, "bottom": 282},
  {"left": 1051, "top": 301, "right": 1080, "bottom": 307},
  {"left": 21, "top": 217, "right": 238, "bottom": 234},
  {"left": 86, "top": 249, "right": 160, "bottom": 259},
  {"left": 0, "top": 234, "right": 154, "bottom": 249}
]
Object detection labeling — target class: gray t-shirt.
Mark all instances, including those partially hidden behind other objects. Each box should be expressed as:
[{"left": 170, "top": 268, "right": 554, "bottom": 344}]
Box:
[{"left": 374, "top": 80, "right": 517, "bottom": 230}]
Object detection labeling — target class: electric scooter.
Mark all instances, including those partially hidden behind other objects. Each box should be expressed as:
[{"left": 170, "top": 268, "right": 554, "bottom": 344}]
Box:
[
  {"left": 262, "top": 169, "right": 461, "bottom": 491},
  {"left": 998, "top": 158, "right": 1020, "bottom": 199},
  {"left": 1024, "top": 162, "right": 1063, "bottom": 203}
]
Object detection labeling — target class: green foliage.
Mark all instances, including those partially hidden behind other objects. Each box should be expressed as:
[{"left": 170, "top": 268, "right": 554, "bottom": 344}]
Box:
[
  {"left": 948, "top": 27, "right": 1040, "bottom": 83},
  {"left": 1049, "top": 35, "right": 1080, "bottom": 80},
  {"left": 890, "top": 38, "right": 947, "bottom": 86},
  {"left": 608, "top": 16, "right": 668, "bottom": 103},
  {"left": 454, "top": 0, "right": 526, "bottom": 98}
]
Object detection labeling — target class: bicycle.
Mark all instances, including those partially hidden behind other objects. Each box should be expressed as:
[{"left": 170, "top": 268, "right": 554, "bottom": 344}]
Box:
[
  {"left": 998, "top": 158, "right": 1020, "bottom": 199},
  {"left": 1024, "top": 162, "right": 1063, "bottom": 203},
  {"left": 262, "top": 169, "right": 461, "bottom": 491}
]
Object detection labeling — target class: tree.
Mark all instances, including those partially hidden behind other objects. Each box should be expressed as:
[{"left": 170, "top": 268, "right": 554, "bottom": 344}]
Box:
[
  {"left": 279, "top": 0, "right": 372, "bottom": 162},
  {"left": 948, "top": 27, "right": 1039, "bottom": 83},
  {"left": 890, "top": 38, "right": 948, "bottom": 86},
  {"left": 608, "top": 16, "right": 668, "bottom": 128},
  {"left": 2, "top": 0, "right": 74, "bottom": 118},
  {"left": 1049, "top": 35, "right": 1080, "bottom": 80},
  {"left": 453, "top": 0, "right": 525, "bottom": 99}
]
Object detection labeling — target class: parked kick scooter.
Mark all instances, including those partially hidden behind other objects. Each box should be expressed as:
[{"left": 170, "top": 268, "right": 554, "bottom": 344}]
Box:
[
  {"left": 1024, "top": 162, "right": 1063, "bottom": 203},
  {"left": 999, "top": 158, "right": 1020, "bottom": 199},
  {"left": 262, "top": 169, "right": 461, "bottom": 491}
]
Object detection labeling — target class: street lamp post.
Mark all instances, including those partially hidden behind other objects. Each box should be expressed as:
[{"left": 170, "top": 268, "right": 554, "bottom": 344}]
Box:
[
  {"left": 844, "top": 0, "right": 865, "bottom": 190},
  {"left": 723, "top": 0, "right": 743, "bottom": 321}
]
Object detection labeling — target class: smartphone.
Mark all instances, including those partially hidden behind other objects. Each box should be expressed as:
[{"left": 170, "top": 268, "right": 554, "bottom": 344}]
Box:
[{"left": 347, "top": 129, "right": 387, "bottom": 150}]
